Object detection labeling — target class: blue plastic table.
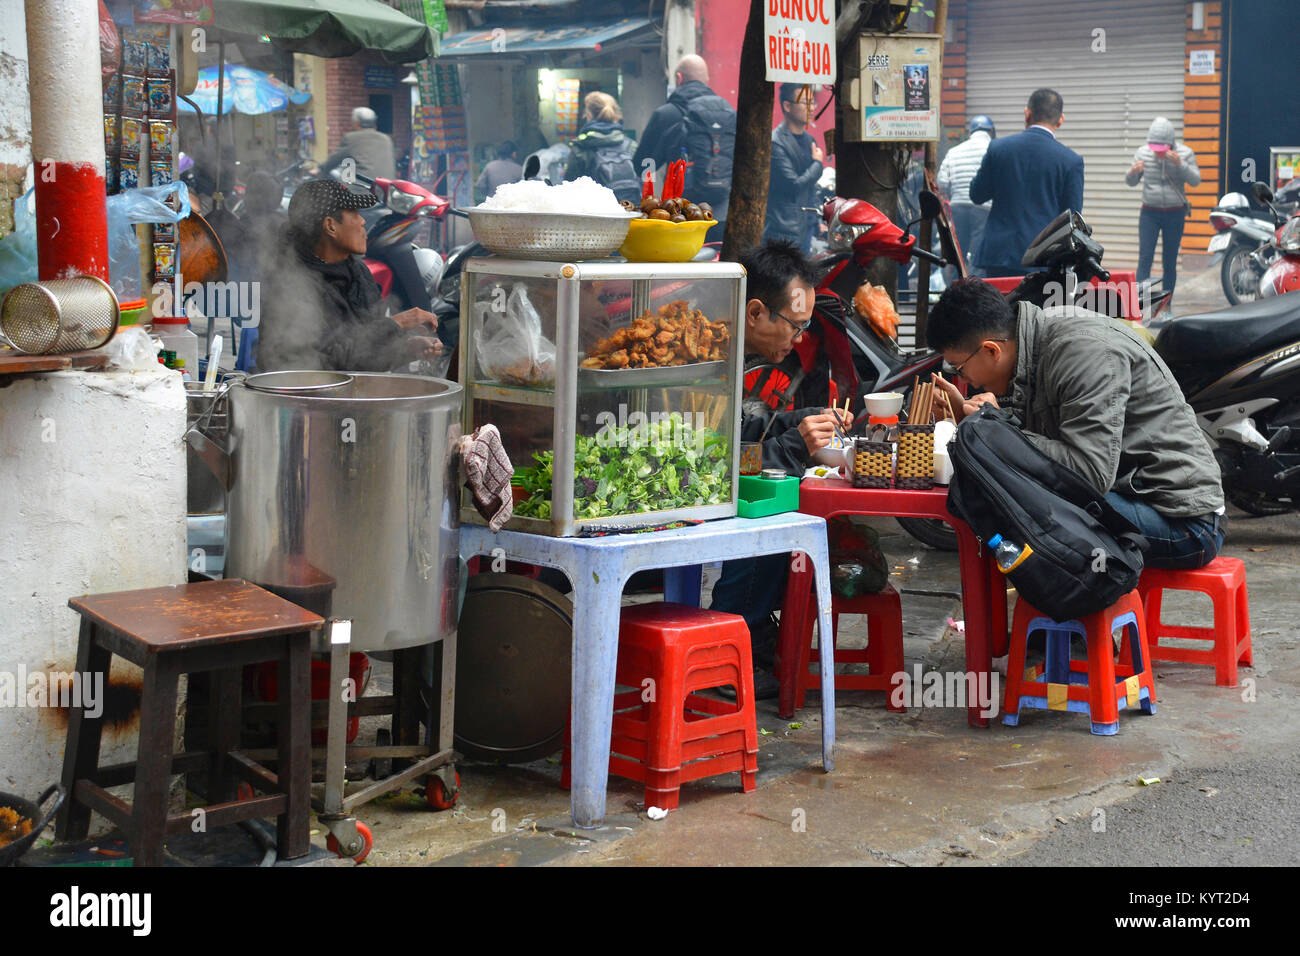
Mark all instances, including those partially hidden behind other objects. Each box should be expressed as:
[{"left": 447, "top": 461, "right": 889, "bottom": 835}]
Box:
[{"left": 460, "top": 513, "right": 836, "bottom": 829}]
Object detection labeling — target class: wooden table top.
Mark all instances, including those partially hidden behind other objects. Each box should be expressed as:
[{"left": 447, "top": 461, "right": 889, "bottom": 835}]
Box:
[{"left": 68, "top": 579, "right": 325, "bottom": 652}]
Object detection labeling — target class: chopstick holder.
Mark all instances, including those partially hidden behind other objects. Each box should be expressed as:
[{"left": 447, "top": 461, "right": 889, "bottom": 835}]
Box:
[{"left": 894, "top": 423, "right": 935, "bottom": 489}]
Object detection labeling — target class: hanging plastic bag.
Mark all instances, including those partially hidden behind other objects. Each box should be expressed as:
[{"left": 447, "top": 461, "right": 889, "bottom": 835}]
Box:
[
  {"left": 828, "top": 514, "right": 890, "bottom": 597},
  {"left": 473, "top": 283, "right": 556, "bottom": 386},
  {"left": 105, "top": 182, "right": 192, "bottom": 300},
  {"left": 0, "top": 188, "right": 38, "bottom": 298}
]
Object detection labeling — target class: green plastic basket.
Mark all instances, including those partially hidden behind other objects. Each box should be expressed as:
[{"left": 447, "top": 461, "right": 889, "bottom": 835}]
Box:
[{"left": 737, "top": 474, "right": 800, "bottom": 518}]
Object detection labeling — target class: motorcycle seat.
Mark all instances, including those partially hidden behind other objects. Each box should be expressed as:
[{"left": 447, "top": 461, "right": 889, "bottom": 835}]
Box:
[{"left": 1154, "top": 294, "right": 1300, "bottom": 365}]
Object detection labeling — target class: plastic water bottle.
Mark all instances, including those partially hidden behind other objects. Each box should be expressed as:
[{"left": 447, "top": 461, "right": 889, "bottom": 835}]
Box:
[{"left": 987, "top": 533, "right": 1032, "bottom": 573}]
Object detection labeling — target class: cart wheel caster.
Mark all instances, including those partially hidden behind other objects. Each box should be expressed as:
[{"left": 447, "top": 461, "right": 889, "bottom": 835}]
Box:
[
  {"left": 371, "top": 728, "right": 392, "bottom": 780},
  {"left": 326, "top": 821, "right": 373, "bottom": 863},
  {"left": 425, "top": 771, "right": 460, "bottom": 810}
]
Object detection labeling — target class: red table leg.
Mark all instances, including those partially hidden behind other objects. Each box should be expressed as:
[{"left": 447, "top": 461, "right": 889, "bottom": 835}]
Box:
[
  {"left": 954, "top": 523, "right": 993, "bottom": 727},
  {"left": 777, "top": 558, "right": 814, "bottom": 720}
]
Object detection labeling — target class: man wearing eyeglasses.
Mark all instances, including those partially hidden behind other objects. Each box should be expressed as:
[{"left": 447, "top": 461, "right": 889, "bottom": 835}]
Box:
[
  {"left": 925, "top": 278, "right": 1224, "bottom": 569},
  {"left": 710, "top": 241, "right": 852, "bottom": 699}
]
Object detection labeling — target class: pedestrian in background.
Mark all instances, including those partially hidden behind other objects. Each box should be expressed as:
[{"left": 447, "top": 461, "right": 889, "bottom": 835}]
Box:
[
  {"left": 1126, "top": 116, "right": 1201, "bottom": 297},
  {"left": 563, "top": 91, "right": 640, "bottom": 203},
  {"left": 969, "top": 89, "right": 1084, "bottom": 277},
  {"left": 938, "top": 115, "right": 995, "bottom": 276},
  {"left": 764, "top": 83, "right": 825, "bottom": 255},
  {"left": 475, "top": 140, "right": 523, "bottom": 201}
]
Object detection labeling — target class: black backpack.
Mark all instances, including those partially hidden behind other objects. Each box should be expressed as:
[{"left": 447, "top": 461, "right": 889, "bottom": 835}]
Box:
[
  {"left": 946, "top": 406, "right": 1148, "bottom": 622},
  {"left": 675, "top": 95, "right": 736, "bottom": 204},
  {"left": 587, "top": 142, "right": 641, "bottom": 204}
]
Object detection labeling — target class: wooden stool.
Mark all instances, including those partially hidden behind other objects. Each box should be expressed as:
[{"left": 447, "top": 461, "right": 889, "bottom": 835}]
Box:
[{"left": 56, "top": 579, "right": 322, "bottom": 866}]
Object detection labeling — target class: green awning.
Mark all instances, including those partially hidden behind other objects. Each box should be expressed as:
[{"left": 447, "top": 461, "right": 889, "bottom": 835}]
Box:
[{"left": 212, "top": 0, "right": 438, "bottom": 62}]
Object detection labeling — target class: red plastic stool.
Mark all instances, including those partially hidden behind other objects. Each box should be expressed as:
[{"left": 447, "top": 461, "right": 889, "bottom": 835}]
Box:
[
  {"left": 1135, "top": 557, "right": 1251, "bottom": 687},
  {"left": 562, "top": 603, "right": 758, "bottom": 811},
  {"left": 1002, "top": 591, "right": 1157, "bottom": 735},
  {"left": 793, "top": 583, "right": 905, "bottom": 712}
]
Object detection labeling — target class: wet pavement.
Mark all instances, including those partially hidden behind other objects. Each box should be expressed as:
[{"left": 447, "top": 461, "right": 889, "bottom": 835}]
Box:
[{"left": 342, "top": 499, "right": 1300, "bottom": 867}]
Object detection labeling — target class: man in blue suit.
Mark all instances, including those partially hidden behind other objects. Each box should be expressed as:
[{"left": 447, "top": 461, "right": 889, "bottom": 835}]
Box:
[{"left": 969, "top": 89, "right": 1084, "bottom": 277}]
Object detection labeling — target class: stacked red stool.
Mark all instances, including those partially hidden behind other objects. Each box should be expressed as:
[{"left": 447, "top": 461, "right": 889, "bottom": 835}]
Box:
[
  {"left": 792, "top": 583, "right": 906, "bottom": 712},
  {"left": 562, "top": 603, "right": 758, "bottom": 811},
  {"left": 1135, "top": 556, "right": 1251, "bottom": 686},
  {"left": 1002, "top": 591, "right": 1157, "bottom": 735}
]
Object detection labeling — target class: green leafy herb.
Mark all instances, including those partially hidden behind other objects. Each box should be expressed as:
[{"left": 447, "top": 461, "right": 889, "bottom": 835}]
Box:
[{"left": 514, "top": 414, "right": 731, "bottom": 520}]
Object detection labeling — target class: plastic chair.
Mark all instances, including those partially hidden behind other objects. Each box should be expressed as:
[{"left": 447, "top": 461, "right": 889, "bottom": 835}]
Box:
[
  {"left": 1136, "top": 557, "right": 1251, "bottom": 686},
  {"left": 793, "top": 583, "right": 906, "bottom": 712},
  {"left": 562, "top": 602, "right": 757, "bottom": 811},
  {"left": 1002, "top": 591, "right": 1156, "bottom": 735}
]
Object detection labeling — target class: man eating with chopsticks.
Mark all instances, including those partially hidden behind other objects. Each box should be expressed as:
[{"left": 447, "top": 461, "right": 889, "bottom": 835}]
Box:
[
  {"left": 926, "top": 278, "right": 1224, "bottom": 569},
  {"left": 710, "top": 240, "right": 853, "bottom": 699}
]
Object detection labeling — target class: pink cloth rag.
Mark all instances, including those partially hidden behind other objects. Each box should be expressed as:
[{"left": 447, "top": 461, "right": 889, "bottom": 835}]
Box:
[{"left": 461, "top": 424, "right": 514, "bottom": 532}]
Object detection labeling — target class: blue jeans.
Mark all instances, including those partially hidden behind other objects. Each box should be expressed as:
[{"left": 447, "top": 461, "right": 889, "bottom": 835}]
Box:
[
  {"left": 1136, "top": 206, "right": 1186, "bottom": 292},
  {"left": 1105, "top": 492, "right": 1223, "bottom": 570},
  {"left": 950, "top": 202, "right": 989, "bottom": 275},
  {"left": 710, "top": 553, "right": 789, "bottom": 636}
]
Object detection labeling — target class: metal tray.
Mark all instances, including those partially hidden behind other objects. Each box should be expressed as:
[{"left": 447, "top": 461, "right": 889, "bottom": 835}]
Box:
[{"left": 577, "top": 360, "right": 726, "bottom": 390}]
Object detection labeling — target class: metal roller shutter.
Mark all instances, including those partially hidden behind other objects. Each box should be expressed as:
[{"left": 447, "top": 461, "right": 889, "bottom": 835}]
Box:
[{"left": 965, "top": 0, "right": 1185, "bottom": 268}]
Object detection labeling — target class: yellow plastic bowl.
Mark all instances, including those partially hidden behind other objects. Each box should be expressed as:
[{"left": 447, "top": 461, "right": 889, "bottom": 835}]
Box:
[{"left": 619, "top": 217, "right": 716, "bottom": 262}]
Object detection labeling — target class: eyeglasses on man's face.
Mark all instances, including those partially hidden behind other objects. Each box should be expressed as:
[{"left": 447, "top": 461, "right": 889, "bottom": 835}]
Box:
[{"left": 770, "top": 307, "right": 812, "bottom": 336}]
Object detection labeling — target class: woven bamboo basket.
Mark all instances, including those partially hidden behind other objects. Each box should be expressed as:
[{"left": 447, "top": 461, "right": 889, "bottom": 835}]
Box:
[
  {"left": 851, "top": 437, "right": 894, "bottom": 489},
  {"left": 894, "top": 423, "right": 935, "bottom": 489}
]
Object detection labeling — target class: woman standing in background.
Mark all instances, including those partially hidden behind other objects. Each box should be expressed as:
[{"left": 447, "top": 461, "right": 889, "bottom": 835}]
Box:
[{"left": 1126, "top": 116, "right": 1201, "bottom": 300}]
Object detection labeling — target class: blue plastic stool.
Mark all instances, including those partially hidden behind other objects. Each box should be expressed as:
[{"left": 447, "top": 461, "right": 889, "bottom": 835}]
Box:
[
  {"left": 1002, "top": 591, "right": 1156, "bottom": 735},
  {"left": 236, "top": 325, "right": 258, "bottom": 373}
]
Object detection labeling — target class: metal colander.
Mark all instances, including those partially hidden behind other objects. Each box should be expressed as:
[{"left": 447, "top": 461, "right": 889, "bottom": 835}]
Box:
[
  {"left": 467, "top": 208, "right": 639, "bottom": 261},
  {"left": 0, "top": 275, "right": 119, "bottom": 354}
]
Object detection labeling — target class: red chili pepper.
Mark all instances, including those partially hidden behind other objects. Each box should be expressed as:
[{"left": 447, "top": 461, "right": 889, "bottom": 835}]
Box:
[{"left": 642, "top": 171, "right": 654, "bottom": 200}]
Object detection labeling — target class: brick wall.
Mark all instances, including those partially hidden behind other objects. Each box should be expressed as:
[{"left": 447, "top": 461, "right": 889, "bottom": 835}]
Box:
[
  {"left": 1183, "top": 0, "right": 1224, "bottom": 246},
  {"left": 940, "top": 0, "right": 969, "bottom": 152},
  {"left": 323, "top": 54, "right": 413, "bottom": 163}
]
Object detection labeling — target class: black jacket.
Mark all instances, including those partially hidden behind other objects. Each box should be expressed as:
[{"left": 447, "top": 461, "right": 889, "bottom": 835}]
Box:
[
  {"left": 259, "top": 234, "right": 411, "bottom": 372},
  {"left": 740, "top": 402, "right": 821, "bottom": 477},
  {"left": 764, "top": 124, "right": 823, "bottom": 251},
  {"left": 633, "top": 80, "right": 716, "bottom": 172},
  {"left": 564, "top": 120, "right": 636, "bottom": 182}
]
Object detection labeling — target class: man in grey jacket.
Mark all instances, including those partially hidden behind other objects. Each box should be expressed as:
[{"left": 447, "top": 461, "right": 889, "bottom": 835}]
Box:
[
  {"left": 322, "top": 107, "right": 398, "bottom": 181},
  {"left": 1126, "top": 116, "right": 1201, "bottom": 295},
  {"left": 927, "top": 278, "right": 1224, "bottom": 569}
]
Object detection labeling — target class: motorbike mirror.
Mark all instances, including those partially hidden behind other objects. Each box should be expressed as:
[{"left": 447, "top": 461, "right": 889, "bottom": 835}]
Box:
[
  {"left": 919, "top": 190, "right": 943, "bottom": 220},
  {"left": 1252, "top": 182, "right": 1275, "bottom": 204}
]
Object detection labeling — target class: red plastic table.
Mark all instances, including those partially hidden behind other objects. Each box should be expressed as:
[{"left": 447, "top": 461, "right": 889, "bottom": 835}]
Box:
[{"left": 776, "top": 478, "right": 1007, "bottom": 728}]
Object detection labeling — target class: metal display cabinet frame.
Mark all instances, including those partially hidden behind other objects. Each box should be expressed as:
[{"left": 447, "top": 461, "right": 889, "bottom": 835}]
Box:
[{"left": 459, "top": 258, "right": 747, "bottom": 537}]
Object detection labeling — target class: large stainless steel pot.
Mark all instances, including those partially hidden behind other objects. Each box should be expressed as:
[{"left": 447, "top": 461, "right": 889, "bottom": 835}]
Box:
[{"left": 188, "top": 371, "right": 463, "bottom": 651}]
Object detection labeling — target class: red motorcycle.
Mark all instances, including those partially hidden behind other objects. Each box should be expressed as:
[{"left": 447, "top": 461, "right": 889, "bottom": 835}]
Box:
[
  {"left": 351, "top": 173, "right": 451, "bottom": 315},
  {"left": 745, "top": 190, "right": 963, "bottom": 550},
  {"left": 1256, "top": 182, "right": 1300, "bottom": 298}
]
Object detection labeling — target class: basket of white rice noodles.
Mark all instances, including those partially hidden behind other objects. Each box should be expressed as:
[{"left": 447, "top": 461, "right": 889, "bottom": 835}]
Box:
[{"left": 467, "top": 178, "right": 640, "bottom": 260}]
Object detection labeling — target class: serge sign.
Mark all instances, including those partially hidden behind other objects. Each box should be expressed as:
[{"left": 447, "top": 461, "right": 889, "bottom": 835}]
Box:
[{"left": 764, "top": 0, "right": 836, "bottom": 86}]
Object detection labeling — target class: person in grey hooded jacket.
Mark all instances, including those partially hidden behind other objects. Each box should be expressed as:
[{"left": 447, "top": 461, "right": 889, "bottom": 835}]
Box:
[{"left": 1126, "top": 117, "right": 1201, "bottom": 295}]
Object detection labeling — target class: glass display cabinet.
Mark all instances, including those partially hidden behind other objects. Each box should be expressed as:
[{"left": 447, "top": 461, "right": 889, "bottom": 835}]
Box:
[{"left": 459, "top": 258, "right": 746, "bottom": 536}]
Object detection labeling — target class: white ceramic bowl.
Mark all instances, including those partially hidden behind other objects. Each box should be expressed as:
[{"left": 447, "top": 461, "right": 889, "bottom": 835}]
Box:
[
  {"left": 813, "top": 433, "right": 851, "bottom": 467},
  {"left": 864, "top": 391, "right": 904, "bottom": 418}
]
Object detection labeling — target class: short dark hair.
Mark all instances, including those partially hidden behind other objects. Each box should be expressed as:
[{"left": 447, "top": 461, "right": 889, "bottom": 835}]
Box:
[
  {"left": 738, "top": 239, "right": 817, "bottom": 314},
  {"left": 778, "top": 82, "right": 811, "bottom": 106},
  {"left": 1027, "top": 88, "right": 1063, "bottom": 125},
  {"left": 926, "top": 278, "right": 1017, "bottom": 352},
  {"left": 497, "top": 140, "right": 518, "bottom": 159}
]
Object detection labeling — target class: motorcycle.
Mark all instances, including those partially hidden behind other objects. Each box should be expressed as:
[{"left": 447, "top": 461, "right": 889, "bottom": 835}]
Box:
[
  {"left": 1208, "top": 179, "right": 1300, "bottom": 305},
  {"left": 745, "top": 189, "right": 959, "bottom": 550},
  {"left": 1253, "top": 182, "right": 1300, "bottom": 299},
  {"left": 349, "top": 172, "right": 450, "bottom": 319},
  {"left": 1008, "top": 206, "right": 1300, "bottom": 517}
]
